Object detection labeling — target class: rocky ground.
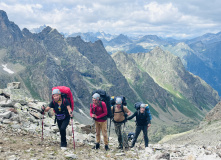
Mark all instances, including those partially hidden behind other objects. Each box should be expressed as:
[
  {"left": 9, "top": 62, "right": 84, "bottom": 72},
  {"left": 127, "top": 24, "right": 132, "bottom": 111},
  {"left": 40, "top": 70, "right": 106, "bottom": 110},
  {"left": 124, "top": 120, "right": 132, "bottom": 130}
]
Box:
[{"left": 1, "top": 122, "right": 221, "bottom": 160}]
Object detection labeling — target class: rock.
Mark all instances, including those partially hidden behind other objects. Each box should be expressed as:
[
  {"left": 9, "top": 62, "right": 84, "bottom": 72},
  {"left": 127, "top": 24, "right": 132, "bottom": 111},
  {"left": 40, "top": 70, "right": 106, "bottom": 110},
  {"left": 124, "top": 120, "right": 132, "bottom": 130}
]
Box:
[
  {"left": 7, "top": 82, "right": 21, "bottom": 89},
  {"left": 65, "top": 154, "right": 78, "bottom": 159},
  {"left": 0, "top": 99, "right": 14, "bottom": 107},
  {"left": 0, "top": 111, "right": 11, "bottom": 119},
  {"left": 115, "top": 153, "right": 125, "bottom": 156},
  {"left": 2, "top": 119, "right": 11, "bottom": 124}
]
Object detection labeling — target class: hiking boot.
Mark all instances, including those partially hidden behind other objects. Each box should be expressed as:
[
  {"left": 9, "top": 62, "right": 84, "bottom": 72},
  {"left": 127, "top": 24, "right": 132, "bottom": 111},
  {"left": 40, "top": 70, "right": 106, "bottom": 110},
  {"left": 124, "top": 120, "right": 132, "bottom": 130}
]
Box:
[
  {"left": 117, "top": 145, "right": 123, "bottom": 149},
  {"left": 60, "top": 142, "right": 67, "bottom": 147},
  {"left": 92, "top": 143, "right": 100, "bottom": 149},
  {"left": 105, "top": 145, "right": 109, "bottom": 151},
  {"left": 125, "top": 147, "right": 129, "bottom": 151}
]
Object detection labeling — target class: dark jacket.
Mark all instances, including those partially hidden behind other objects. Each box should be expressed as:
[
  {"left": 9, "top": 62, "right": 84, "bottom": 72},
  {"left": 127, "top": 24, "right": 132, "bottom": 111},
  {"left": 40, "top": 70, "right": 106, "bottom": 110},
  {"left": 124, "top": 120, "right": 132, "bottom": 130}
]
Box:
[{"left": 127, "top": 110, "right": 151, "bottom": 126}]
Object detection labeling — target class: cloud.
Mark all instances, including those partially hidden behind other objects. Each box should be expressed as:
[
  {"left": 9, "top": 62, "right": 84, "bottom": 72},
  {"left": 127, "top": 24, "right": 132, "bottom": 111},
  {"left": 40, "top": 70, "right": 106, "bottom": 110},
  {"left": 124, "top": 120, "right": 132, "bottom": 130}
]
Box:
[{"left": 0, "top": 0, "right": 221, "bottom": 39}]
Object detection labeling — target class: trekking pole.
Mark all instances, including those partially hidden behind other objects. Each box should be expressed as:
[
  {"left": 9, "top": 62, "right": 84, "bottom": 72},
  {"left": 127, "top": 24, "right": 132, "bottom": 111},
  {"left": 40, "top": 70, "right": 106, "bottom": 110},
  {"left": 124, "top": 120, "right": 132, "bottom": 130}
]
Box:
[
  {"left": 108, "top": 118, "right": 112, "bottom": 142},
  {"left": 71, "top": 115, "right": 75, "bottom": 150},
  {"left": 41, "top": 108, "right": 44, "bottom": 142}
]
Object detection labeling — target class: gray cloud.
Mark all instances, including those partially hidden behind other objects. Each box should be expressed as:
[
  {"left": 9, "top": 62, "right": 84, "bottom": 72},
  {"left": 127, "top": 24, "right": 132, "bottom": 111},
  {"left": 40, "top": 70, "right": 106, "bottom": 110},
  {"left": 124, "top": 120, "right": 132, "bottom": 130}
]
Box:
[{"left": 0, "top": 0, "right": 221, "bottom": 39}]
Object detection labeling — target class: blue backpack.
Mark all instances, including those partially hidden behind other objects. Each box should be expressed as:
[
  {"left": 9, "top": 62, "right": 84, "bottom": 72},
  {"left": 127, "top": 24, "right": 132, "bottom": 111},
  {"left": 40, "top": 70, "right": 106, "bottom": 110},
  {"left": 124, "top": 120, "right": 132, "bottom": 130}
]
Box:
[{"left": 134, "top": 102, "right": 152, "bottom": 121}]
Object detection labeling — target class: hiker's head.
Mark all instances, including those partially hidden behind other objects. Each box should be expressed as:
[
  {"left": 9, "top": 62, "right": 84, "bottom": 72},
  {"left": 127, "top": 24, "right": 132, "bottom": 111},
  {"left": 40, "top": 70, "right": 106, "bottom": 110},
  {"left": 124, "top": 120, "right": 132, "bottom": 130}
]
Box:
[
  {"left": 92, "top": 93, "right": 100, "bottom": 104},
  {"left": 115, "top": 97, "right": 122, "bottom": 108},
  {"left": 140, "top": 104, "right": 147, "bottom": 113},
  {"left": 52, "top": 89, "right": 61, "bottom": 101}
]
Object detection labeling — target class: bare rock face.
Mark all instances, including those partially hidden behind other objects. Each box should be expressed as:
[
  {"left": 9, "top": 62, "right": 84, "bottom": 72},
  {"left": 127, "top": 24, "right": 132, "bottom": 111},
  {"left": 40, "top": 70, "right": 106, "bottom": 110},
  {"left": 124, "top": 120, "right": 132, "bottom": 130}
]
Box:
[{"left": 205, "top": 101, "right": 221, "bottom": 122}]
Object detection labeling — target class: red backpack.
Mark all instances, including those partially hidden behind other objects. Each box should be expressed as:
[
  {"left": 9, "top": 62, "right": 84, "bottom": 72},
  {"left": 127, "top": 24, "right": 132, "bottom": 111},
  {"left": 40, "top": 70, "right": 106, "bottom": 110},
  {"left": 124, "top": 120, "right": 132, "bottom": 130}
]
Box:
[{"left": 52, "top": 86, "right": 74, "bottom": 111}]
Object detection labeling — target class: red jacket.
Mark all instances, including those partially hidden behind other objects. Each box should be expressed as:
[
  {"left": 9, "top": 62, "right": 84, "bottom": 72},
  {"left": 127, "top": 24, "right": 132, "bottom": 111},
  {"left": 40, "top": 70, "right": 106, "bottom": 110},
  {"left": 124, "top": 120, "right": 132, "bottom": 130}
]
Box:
[{"left": 90, "top": 101, "right": 107, "bottom": 122}]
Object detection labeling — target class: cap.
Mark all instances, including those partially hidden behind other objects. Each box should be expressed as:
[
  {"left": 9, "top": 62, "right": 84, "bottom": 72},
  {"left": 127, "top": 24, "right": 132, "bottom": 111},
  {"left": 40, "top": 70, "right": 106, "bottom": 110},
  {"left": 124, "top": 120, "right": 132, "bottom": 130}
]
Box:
[
  {"left": 140, "top": 104, "right": 148, "bottom": 108},
  {"left": 52, "top": 89, "right": 61, "bottom": 95},
  {"left": 115, "top": 97, "right": 122, "bottom": 104},
  {"left": 92, "top": 93, "right": 100, "bottom": 100}
]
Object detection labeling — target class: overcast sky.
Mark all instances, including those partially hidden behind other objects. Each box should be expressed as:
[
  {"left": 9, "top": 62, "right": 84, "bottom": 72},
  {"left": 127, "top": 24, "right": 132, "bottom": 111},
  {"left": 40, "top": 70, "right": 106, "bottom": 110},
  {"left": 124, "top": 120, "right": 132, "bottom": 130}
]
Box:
[{"left": 0, "top": 0, "right": 221, "bottom": 39}]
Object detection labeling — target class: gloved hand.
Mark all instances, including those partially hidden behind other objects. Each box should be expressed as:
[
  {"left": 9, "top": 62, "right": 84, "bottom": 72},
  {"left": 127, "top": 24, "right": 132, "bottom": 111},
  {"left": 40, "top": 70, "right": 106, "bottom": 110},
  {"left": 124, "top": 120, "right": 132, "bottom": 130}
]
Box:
[{"left": 40, "top": 105, "right": 45, "bottom": 114}]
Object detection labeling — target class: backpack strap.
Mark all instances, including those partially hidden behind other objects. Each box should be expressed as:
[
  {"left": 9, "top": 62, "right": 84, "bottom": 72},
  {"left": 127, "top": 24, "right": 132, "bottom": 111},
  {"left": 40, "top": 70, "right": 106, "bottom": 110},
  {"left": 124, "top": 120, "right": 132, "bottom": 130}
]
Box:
[
  {"left": 121, "top": 104, "right": 125, "bottom": 115},
  {"left": 90, "top": 103, "right": 95, "bottom": 114},
  {"left": 99, "top": 101, "right": 103, "bottom": 110}
]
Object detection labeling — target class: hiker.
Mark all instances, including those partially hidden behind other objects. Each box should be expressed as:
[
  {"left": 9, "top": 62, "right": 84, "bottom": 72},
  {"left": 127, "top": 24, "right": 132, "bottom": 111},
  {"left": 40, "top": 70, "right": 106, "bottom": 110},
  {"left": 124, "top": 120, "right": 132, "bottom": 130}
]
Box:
[
  {"left": 127, "top": 104, "right": 151, "bottom": 148},
  {"left": 90, "top": 93, "right": 109, "bottom": 151},
  {"left": 111, "top": 97, "right": 131, "bottom": 150},
  {"left": 41, "top": 89, "right": 73, "bottom": 147}
]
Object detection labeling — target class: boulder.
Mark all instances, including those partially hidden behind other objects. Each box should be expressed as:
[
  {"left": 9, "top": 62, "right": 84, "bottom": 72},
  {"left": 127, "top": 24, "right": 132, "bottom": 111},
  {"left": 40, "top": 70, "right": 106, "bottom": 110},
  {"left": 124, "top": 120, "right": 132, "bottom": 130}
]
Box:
[{"left": 7, "top": 82, "right": 21, "bottom": 89}]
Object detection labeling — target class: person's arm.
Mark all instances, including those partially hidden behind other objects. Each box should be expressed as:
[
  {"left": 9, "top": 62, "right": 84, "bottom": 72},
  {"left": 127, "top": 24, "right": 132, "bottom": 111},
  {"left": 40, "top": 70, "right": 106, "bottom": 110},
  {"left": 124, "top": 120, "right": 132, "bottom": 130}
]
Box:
[
  {"left": 96, "top": 102, "right": 107, "bottom": 119},
  {"left": 41, "top": 104, "right": 51, "bottom": 113},
  {"left": 90, "top": 104, "right": 94, "bottom": 118},
  {"left": 127, "top": 111, "right": 137, "bottom": 120},
  {"left": 124, "top": 106, "right": 131, "bottom": 116},
  {"left": 42, "top": 106, "right": 51, "bottom": 112},
  {"left": 67, "top": 105, "right": 72, "bottom": 117}
]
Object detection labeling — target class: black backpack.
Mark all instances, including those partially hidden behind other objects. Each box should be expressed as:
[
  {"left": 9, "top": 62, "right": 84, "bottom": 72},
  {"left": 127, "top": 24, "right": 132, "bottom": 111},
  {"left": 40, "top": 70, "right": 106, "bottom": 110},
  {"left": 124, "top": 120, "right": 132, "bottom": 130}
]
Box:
[
  {"left": 110, "top": 96, "right": 127, "bottom": 106},
  {"left": 134, "top": 102, "right": 152, "bottom": 121},
  {"left": 91, "top": 89, "right": 112, "bottom": 119}
]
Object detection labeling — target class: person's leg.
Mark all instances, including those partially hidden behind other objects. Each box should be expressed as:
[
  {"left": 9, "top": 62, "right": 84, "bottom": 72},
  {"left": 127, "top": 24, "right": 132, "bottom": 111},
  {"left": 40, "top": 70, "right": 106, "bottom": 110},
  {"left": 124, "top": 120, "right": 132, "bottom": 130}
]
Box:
[
  {"left": 95, "top": 121, "right": 101, "bottom": 145},
  {"left": 101, "top": 120, "right": 109, "bottom": 150},
  {"left": 142, "top": 126, "right": 149, "bottom": 147},
  {"left": 114, "top": 122, "right": 123, "bottom": 148},
  {"left": 122, "top": 124, "right": 129, "bottom": 148},
  {"left": 58, "top": 117, "right": 70, "bottom": 147},
  {"left": 101, "top": 120, "right": 108, "bottom": 145},
  {"left": 131, "top": 126, "right": 142, "bottom": 148}
]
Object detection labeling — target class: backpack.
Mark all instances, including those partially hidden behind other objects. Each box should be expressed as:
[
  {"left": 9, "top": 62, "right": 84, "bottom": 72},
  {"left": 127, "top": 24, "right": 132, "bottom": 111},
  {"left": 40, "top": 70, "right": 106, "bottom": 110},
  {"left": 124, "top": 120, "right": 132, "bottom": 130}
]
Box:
[
  {"left": 91, "top": 89, "right": 112, "bottom": 119},
  {"left": 134, "top": 102, "right": 152, "bottom": 121},
  {"left": 52, "top": 86, "right": 74, "bottom": 111},
  {"left": 110, "top": 96, "right": 127, "bottom": 106}
]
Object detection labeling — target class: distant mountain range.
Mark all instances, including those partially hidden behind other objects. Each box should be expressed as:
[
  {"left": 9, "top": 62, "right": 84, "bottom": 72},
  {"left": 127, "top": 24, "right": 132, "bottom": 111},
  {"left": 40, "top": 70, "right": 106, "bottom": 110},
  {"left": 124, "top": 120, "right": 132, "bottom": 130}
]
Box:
[
  {"left": 50, "top": 28, "right": 221, "bottom": 96},
  {"left": 0, "top": 10, "right": 220, "bottom": 142}
]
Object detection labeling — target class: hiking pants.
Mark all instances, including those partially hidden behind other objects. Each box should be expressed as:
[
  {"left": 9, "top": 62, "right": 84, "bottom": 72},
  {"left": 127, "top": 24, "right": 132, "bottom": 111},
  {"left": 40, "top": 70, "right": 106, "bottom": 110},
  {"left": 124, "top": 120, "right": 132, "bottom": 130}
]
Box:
[
  {"left": 114, "top": 122, "right": 129, "bottom": 148},
  {"left": 131, "top": 125, "right": 148, "bottom": 147},
  {"left": 95, "top": 120, "right": 108, "bottom": 145},
  {"left": 57, "top": 116, "right": 70, "bottom": 144}
]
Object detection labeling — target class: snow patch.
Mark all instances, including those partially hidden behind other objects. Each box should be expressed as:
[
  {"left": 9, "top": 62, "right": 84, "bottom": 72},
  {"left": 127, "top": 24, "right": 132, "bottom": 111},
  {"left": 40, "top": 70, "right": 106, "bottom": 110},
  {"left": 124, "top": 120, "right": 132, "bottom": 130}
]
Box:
[
  {"left": 2, "top": 64, "right": 14, "bottom": 74},
  {"left": 54, "top": 57, "right": 58, "bottom": 60},
  {"left": 79, "top": 109, "right": 91, "bottom": 119}
]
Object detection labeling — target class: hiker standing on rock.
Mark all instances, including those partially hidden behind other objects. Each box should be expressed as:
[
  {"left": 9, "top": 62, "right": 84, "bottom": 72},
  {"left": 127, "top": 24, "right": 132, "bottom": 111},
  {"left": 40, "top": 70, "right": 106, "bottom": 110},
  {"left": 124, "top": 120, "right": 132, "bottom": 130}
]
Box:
[
  {"left": 127, "top": 104, "right": 151, "bottom": 148},
  {"left": 111, "top": 97, "right": 131, "bottom": 150},
  {"left": 41, "top": 89, "right": 73, "bottom": 147},
  {"left": 90, "top": 93, "right": 109, "bottom": 151}
]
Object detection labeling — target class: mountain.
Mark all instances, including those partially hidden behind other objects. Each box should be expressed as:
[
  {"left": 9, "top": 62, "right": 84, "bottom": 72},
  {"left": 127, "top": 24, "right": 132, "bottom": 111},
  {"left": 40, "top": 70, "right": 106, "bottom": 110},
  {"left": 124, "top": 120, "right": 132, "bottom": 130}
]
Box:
[
  {"left": 67, "top": 29, "right": 221, "bottom": 95},
  {"left": 0, "top": 10, "right": 142, "bottom": 124},
  {"left": 0, "top": 10, "right": 220, "bottom": 142},
  {"left": 186, "top": 32, "right": 221, "bottom": 45},
  {"left": 67, "top": 31, "right": 115, "bottom": 43},
  {"left": 30, "top": 24, "right": 47, "bottom": 33},
  {"left": 159, "top": 101, "right": 221, "bottom": 147},
  {"left": 112, "top": 49, "right": 219, "bottom": 141}
]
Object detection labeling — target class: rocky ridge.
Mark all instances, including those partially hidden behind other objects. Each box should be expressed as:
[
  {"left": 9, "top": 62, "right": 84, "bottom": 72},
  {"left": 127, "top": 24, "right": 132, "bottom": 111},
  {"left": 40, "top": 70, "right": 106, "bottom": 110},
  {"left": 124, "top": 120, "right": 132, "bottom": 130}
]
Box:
[{"left": 0, "top": 83, "right": 221, "bottom": 160}]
